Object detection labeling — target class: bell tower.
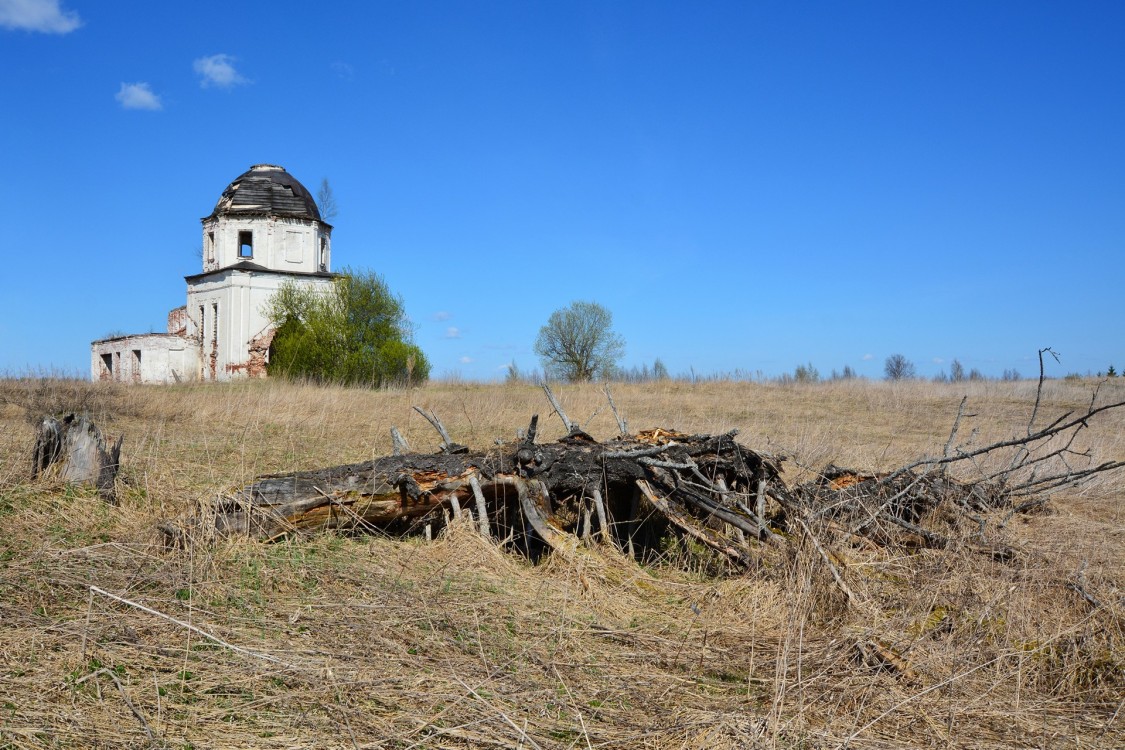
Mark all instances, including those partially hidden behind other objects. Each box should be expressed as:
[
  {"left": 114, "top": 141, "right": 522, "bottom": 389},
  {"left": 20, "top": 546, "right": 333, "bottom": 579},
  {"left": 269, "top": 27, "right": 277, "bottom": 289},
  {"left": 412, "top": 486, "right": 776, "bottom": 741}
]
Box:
[
  {"left": 199, "top": 163, "right": 332, "bottom": 274},
  {"left": 186, "top": 164, "right": 337, "bottom": 380}
]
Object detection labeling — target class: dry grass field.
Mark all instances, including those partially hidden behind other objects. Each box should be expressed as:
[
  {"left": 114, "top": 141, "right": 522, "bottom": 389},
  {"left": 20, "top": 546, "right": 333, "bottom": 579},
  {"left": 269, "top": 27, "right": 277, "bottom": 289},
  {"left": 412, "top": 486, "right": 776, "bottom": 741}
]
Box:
[{"left": 0, "top": 376, "right": 1122, "bottom": 749}]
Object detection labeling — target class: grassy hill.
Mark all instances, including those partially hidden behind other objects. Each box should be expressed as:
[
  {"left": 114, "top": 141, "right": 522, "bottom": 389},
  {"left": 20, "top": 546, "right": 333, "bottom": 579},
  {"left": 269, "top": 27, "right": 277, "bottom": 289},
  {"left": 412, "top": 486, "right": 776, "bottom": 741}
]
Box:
[{"left": 1, "top": 377, "right": 1122, "bottom": 748}]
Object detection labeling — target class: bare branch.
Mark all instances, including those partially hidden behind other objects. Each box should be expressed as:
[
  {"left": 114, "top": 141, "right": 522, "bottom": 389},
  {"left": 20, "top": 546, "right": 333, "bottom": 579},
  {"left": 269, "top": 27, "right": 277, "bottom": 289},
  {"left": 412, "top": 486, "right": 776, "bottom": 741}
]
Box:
[
  {"left": 1027, "top": 346, "right": 1060, "bottom": 437},
  {"left": 882, "top": 397, "right": 1125, "bottom": 483},
  {"left": 603, "top": 384, "right": 628, "bottom": 435},
  {"left": 795, "top": 515, "right": 856, "bottom": 603},
  {"left": 390, "top": 426, "right": 410, "bottom": 456},
  {"left": 942, "top": 396, "right": 971, "bottom": 463},
  {"left": 541, "top": 384, "right": 574, "bottom": 433},
  {"left": 412, "top": 406, "right": 464, "bottom": 453}
]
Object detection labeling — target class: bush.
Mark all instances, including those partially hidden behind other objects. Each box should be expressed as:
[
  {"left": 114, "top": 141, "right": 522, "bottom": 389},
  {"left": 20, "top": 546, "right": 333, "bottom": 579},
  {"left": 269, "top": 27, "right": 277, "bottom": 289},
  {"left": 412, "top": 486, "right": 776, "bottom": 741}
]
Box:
[
  {"left": 794, "top": 362, "right": 819, "bottom": 383},
  {"left": 266, "top": 268, "right": 429, "bottom": 387}
]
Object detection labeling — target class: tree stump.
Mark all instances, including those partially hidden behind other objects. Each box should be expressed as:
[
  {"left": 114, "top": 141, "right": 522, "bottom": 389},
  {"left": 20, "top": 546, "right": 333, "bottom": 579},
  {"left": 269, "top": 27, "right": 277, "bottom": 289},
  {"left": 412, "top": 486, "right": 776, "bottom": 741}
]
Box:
[{"left": 32, "top": 413, "right": 123, "bottom": 502}]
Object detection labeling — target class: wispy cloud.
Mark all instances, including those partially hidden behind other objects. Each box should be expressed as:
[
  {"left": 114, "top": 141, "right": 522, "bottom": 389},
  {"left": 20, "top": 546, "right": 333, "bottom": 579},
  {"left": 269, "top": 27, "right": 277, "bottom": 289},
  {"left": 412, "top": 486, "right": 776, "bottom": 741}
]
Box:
[
  {"left": 459, "top": 356, "right": 473, "bottom": 364},
  {"left": 0, "top": 0, "right": 81, "bottom": 34},
  {"left": 432, "top": 311, "right": 451, "bottom": 322},
  {"left": 193, "top": 54, "right": 248, "bottom": 88},
  {"left": 115, "top": 82, "right": 162, "bottom": 111},
  {"left": 932, "top": 357, "right": 945, "bottom": 364},
  {"left": 444, "top": 327, "right": 461, "bottom": 339},
  {"left": 331, "top": 61, "right": 354, "bottom": 80},
  {"left": 861, "top": 353, "right": 874, "bottom": 361}
]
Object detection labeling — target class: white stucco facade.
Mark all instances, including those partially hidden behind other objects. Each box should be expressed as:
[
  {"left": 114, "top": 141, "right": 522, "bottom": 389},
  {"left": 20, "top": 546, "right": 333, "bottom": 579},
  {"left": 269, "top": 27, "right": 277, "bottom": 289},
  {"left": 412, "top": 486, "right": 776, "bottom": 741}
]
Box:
[
  {"left": 201, "top": 214, "right": 330, "bottom": 275},
  {"left": 185, "top": 264, "right": 333, "bottom": 380},
  {"left": 92, "top": 164, "right": 336, "bottom": 384},
  {"left": 90, "top": 333, "right": 198, "bottom": 384}
]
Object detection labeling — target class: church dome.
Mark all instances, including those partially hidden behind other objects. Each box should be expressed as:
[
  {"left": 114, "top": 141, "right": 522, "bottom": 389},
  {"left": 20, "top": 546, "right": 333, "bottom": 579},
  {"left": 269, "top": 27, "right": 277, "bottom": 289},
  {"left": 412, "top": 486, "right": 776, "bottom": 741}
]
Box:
[{"left": 208, "top": 164, "right": 322, "bottom": 222}]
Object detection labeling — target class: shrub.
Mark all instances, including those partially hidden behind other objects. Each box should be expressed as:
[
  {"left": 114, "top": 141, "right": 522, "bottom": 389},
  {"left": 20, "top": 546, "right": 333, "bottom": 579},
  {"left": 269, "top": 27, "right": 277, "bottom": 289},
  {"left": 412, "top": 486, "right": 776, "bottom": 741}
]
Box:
[{"left": 266, "top": 268, "right": 429, "bottom": 387}]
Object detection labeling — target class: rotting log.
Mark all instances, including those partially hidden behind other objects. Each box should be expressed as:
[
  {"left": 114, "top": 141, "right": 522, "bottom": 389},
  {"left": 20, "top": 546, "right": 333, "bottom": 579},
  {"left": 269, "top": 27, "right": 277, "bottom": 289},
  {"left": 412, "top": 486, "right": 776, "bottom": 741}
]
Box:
[
  {"left": 182, "top": 427, "right": 784, "bottom": 563},
  {"left": 32, "top": 413, "right": 123, "bottom": 502}
]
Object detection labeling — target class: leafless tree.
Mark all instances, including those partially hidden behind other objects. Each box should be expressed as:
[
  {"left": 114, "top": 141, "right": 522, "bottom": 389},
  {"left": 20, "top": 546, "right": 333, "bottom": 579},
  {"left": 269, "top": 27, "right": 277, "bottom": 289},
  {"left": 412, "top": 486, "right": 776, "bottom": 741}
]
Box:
[
  {"left": 950, "top": 359, "right": 965, "bottom": 382},
  {"left": 535, "top": 301, "right": 624, "bottom": 382},
  {"left": 316, "top": 178, "right": 338, "bottom": 222},
  {"left": 884, "top": 354, "right": 916, "bottom": 380}
]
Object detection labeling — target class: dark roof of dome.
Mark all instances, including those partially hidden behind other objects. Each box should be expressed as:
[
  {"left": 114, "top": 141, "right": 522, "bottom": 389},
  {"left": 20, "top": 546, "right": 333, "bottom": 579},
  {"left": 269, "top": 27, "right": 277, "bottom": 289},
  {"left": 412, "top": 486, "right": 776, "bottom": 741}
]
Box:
[{"left": 207, "top": 164, "right": 322, "bottom": 222}]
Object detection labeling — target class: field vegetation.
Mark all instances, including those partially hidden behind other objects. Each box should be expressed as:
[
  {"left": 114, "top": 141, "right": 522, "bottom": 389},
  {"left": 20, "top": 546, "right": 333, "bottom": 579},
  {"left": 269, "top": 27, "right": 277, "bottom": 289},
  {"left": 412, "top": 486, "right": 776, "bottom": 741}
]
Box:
[{"left": 0, "top": 376, "right": 1122, "bottom": 748}]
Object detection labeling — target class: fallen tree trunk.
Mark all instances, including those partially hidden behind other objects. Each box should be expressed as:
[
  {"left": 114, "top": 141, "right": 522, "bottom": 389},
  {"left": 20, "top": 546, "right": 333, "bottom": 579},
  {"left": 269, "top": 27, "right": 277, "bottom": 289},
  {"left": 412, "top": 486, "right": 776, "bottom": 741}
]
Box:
[{"left": 199, "top": 427, "right": 783, "bottom": 560}]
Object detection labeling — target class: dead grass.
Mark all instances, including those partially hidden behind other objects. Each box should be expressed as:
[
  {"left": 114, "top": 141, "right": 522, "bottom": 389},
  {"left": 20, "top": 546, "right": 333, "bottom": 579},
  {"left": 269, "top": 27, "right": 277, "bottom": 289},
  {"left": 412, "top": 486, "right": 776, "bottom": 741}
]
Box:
[{"left": 0, "top": 376, "right": 1122, "bottom": 748}]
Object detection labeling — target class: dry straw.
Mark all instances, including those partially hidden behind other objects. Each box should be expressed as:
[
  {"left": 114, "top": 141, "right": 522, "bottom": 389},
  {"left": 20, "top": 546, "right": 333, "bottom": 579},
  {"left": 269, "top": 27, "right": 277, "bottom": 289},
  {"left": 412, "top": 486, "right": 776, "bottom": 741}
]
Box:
[{"left": 0, "top": 375, "right": 1122, "bottom": 748}]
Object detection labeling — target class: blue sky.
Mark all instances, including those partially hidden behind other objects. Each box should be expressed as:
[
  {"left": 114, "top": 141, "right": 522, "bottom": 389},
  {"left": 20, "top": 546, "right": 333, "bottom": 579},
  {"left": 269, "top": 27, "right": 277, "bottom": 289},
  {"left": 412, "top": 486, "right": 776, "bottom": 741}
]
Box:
[{"left": 1, "top": 0, "right": 1122, "bottom": 381}]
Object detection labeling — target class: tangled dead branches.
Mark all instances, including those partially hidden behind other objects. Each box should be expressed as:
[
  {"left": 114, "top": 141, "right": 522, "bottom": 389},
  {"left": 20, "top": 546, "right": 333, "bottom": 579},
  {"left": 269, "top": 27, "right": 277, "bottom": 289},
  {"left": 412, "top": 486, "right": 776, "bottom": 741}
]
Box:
[{"left": 163, "top": 354, "right": 1125, "bottom": 606}]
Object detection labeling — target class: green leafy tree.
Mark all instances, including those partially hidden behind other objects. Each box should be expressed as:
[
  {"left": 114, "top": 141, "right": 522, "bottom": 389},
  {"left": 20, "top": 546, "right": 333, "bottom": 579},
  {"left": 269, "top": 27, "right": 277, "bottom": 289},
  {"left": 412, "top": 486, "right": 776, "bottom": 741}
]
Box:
[
  {"left": 265, "top": 268, "right": 429, "bottom": 387},
  {"left": 535, "top": 301, "right": 625, "bottom": 382}
]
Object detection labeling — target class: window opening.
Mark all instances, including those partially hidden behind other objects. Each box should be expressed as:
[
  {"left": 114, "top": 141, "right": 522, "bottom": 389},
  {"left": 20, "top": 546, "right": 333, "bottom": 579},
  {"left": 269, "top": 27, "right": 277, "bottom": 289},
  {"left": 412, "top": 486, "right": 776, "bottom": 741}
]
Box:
[
  {"left": 210, "top": 302, "right": 219, "bottom": 380},
  {"left": 238, "top": 231, "right": 253, "bottom": 258},
  {"left": 319, "top": 237, "right": 327, "bottom": 271},
  {"left": 206, "top": 231, "right": 215, "bottom": 264},
  {"left": 198, "top": 305, "right": 206, "bottom": 380},
  {"left": 101, "top": 353, "right": 113, "bottom": 375}
]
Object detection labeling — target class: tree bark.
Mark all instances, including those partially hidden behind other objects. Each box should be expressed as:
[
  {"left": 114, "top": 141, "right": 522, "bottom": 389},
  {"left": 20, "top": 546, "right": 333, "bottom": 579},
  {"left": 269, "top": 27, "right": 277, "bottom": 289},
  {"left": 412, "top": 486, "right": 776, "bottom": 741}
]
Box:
[
  {"left": 191, "top": 429, "right": 782, "bottom": 554},
  {"left": 32, "top": 413, "right": 123, "bottom": 502}
]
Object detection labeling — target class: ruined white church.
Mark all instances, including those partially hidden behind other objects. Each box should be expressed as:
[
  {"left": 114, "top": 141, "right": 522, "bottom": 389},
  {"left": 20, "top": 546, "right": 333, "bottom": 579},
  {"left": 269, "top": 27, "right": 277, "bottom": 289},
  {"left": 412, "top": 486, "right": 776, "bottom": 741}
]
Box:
[{"left": 91, "top": 164, "right": 335, "bottom": 383}]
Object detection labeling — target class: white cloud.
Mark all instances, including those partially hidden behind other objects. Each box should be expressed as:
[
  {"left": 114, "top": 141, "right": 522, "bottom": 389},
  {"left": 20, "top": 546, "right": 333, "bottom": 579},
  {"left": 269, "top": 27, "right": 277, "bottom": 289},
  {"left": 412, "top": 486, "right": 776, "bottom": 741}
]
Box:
[
  {"left": 331, "top": 61, "right": 354, "bottom": 80},
  {"left": 0, "top": 0, "right": 81, "bottom": 33},
  {"left": 115, "top": 82, "right": 162, "bottom": 111},
  {"left": 193, "top": 54, "right": 248, "bottom": 88},
  {"left": 459, "top": 356, "right": 473, "bottom": 364},
  {"left": 432, "top": 311, "right": 451, "bottom": 321},
  {"left": 932, "top": 357, "right": 944, "bottom": 364},
  {"left": 861, "top": 353, "right": 874, "bottom": 361},
  {"left": 444, "top": 327, "right": 461, "bottom": 339}
]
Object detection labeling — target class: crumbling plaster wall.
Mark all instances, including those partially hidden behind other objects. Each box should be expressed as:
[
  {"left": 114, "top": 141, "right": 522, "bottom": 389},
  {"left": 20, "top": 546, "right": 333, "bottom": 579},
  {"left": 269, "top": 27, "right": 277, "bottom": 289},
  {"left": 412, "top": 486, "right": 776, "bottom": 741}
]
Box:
[
  {"left": 186, "top": 269, "right": 334, "bottom": 382},
  {"left": 90, "top": 334, "right": 199, "bottom": 384},
  {"left": 201, "top": 215, "right": 331, "bottom": 274}
]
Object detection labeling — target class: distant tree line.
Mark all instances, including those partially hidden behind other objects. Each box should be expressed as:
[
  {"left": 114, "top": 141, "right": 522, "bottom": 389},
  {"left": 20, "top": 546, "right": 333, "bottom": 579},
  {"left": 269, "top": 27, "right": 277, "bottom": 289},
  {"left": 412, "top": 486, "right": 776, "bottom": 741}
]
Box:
[{"left": 507, "top": 343, "right": 1088, "bottom": 386}]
